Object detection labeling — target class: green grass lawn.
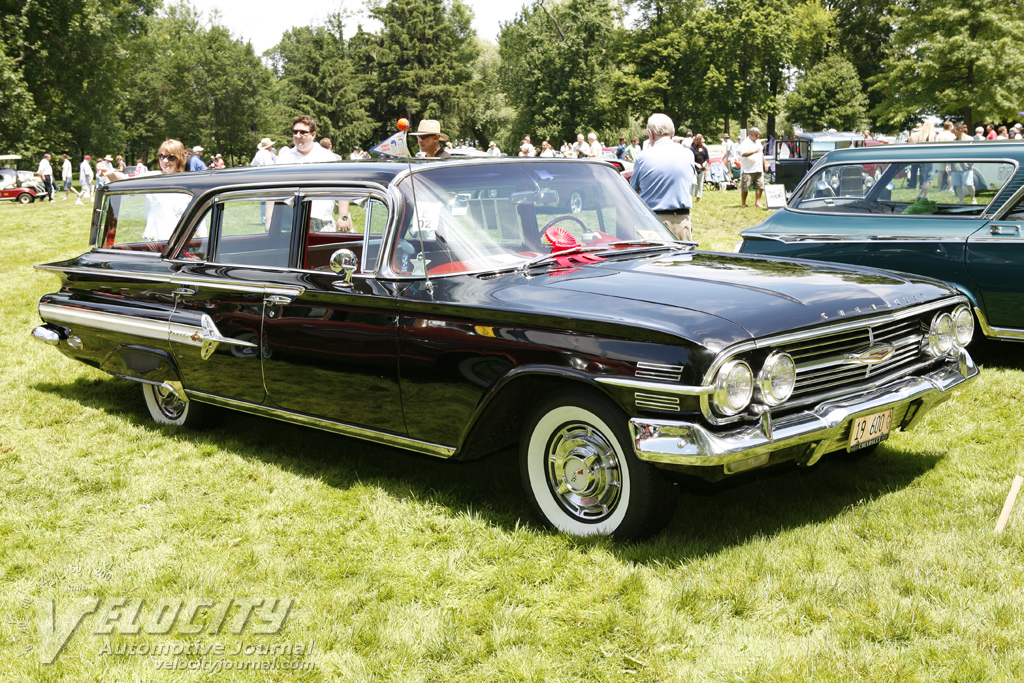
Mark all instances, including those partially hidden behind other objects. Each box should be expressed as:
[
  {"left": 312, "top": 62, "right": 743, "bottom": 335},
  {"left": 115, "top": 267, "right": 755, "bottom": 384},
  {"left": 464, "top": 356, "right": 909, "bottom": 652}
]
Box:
[{"left": 2, "top": 193, "right": 1023, "bottom": 682}]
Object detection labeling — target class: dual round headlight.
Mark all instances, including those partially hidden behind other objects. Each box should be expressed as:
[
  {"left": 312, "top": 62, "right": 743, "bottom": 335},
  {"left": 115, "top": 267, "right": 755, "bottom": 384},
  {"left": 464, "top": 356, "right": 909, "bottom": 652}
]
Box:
[
  {"left": 928, "top": 305, "right": 973, "bottom": 356},
  {"left": 711, "top": 352, "right": 797, "bottom": 417}
]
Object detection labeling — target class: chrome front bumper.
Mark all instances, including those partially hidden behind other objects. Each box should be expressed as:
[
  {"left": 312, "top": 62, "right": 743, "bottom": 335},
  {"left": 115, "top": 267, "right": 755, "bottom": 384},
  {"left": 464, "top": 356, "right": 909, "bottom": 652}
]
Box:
[{"left": 629, "top": 349, "right": 977, "bottom": 469}]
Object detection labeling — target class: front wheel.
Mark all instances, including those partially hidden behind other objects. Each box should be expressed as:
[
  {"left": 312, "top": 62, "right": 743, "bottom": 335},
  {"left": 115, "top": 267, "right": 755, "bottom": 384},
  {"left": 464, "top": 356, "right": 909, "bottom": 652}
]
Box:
[
  {"left": 142, "top": 383, "right": 222, "bottom": 429},
  {"left": 519, "top": 391, "right": 677, "bottom": 539}
]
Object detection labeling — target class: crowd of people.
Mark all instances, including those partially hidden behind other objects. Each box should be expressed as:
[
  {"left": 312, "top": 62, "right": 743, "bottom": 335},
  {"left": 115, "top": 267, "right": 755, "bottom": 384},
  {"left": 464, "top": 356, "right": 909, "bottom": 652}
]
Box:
[{"left": 20, "top": 115, "right": 1024, "bottom": 241}]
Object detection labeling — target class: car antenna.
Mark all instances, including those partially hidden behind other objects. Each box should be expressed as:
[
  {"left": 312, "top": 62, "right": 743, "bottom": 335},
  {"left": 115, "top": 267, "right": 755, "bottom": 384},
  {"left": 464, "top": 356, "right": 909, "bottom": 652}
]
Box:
[{"left": 400, "top": 118, "right": 434, "bottom": 293}]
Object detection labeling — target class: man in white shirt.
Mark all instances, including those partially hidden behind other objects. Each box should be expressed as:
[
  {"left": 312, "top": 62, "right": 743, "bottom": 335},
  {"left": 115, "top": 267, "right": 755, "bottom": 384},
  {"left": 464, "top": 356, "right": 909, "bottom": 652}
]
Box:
[
  {"left": 251, "top": 138, "right": 276, "bottom": 166},
  {"left": 487, "top": 141, "right": 501, "bottom": 156},
  {"left": 38, "top": 153, "right": 54, "bottom": 200},
  {"left": 61, "top": 154, "right": 77, "bottom": 200},
  {"left": 77, "top": 155, "right": 94, "bottom": 204},
  {"left": 739, "top": 128, "right": 765, "bottom": 209},
  {"left": 277, "top": 116, "right": 348, "bottom": 231}
]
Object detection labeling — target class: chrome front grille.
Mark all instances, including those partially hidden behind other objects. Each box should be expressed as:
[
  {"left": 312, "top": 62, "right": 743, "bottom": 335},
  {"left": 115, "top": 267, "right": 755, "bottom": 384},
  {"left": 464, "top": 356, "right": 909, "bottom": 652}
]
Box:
[{"left": 783, "top": 317, "right": 925, "bottom": 403}]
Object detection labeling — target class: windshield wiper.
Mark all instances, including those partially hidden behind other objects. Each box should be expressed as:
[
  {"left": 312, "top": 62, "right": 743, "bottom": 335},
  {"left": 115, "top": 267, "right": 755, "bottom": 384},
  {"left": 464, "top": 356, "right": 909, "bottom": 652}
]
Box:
[{"left": 603, "top": 239, "right": 691, "bottom": 249}]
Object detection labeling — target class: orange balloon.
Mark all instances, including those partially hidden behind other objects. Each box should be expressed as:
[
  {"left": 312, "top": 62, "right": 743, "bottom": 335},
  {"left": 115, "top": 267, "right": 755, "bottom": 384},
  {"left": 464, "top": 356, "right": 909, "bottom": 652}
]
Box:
[{"left": 397, "top": 118, "right": 409, "bottom": 131}]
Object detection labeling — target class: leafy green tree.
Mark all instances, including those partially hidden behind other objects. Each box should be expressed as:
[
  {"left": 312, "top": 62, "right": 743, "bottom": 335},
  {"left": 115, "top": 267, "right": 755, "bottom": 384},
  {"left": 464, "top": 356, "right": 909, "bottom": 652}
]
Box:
[
  {"left": 827, "top": 0, "right": 891, "bottom": 123},
  {"left": 268, "top": 14, "right": 375, "bottom": 152},
  {"left": 138, "top": 3, "right": 276, "bottom": 165},
  {"left": 499, "top": 0, "right": 628, "bottom": 146},
  {"left": 787, "top": 54, "right": 868, "bottom": 130},
  {"left": 353, "top": 0, "right": 479, "bottom": 143},
  {"left": 790, "top": 0, "right": 836, "bottom": 72},
  {"left": 871, "top": 0, "right": 1024, "bottom": 130},
  {"left": 0, "top": 48, "right": 35, "bottom": 153},
  {"left": 0, "top": 0, "right": 160, "bottom": 155}
]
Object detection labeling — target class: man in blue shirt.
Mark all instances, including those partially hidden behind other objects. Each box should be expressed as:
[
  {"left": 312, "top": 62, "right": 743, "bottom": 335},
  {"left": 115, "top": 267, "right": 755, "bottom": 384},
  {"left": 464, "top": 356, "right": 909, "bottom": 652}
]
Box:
[
  {"left": 630, "top": 113, "right": 696, "bottom": 241},
  {"left": 188, "top": 146, "right": 207, "bottom": 172}
]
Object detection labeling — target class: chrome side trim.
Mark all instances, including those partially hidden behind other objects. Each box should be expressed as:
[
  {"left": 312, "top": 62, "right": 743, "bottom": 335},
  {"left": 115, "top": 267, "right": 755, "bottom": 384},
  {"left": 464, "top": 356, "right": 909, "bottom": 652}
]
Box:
[
  {"left": 631, "top": 349, "right": 977, "bottom": 467},
  {"left": 39, "top": 302, "right": 168, "bottom": 342},
  {"left": 189, "top": 391, "right": 457, "bottom": 459},
  {"left": 595, "top": 376, "right": 713, "bottom": 396},
  {"left": 34, "top": 264, "right": 174, "bottom": 282},
  {"left": 974, "top": 307, "right": 1024, "bottom": 341}
]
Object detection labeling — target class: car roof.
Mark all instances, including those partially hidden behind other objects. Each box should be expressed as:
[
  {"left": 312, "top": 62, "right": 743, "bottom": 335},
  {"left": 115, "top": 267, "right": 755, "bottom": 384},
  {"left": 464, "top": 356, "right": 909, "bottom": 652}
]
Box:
[
  {"left": 100, "top": 156, "right": 620, "bottom": 194},
  {"left": 818, "top": 141, "right": 1024, "bottom": 163}
]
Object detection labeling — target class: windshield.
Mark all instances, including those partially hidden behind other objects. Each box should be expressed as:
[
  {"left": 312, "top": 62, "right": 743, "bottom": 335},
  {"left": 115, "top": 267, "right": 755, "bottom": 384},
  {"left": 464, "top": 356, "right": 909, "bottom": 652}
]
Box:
[{"left": 391, "top": 161, "right": 675, "bottom": 276}]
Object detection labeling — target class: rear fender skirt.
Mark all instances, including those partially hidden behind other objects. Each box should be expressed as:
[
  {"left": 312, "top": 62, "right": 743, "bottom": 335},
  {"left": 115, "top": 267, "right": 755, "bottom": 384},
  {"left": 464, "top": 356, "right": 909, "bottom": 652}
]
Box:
[{"left": 100, "top": 345, "right": 183, "bottom": 386}]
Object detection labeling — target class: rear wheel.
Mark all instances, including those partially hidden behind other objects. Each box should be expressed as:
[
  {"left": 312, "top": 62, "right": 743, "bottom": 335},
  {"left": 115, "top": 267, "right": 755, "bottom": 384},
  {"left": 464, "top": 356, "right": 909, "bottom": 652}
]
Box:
[
  {"left": 17, "top": 192, "right": 32, "bottom": 204},
  {"left": 519, "top": 391, "right": 676, "bottom": 539},
  {"left": 142, "top": 383, "right": 222, "bottom": 429}
]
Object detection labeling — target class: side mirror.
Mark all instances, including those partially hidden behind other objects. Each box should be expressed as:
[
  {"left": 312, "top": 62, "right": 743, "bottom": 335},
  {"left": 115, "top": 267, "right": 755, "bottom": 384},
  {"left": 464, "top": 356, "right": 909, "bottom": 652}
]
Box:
[{"left": 330, "top": 249, "right": 358, "bottom": 283}]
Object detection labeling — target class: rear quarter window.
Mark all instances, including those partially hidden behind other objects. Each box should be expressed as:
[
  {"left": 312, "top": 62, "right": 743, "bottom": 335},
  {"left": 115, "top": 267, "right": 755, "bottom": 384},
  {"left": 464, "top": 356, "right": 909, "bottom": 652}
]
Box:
[{"left": 97, "top": 191, "right": 193, "bottom": 252}]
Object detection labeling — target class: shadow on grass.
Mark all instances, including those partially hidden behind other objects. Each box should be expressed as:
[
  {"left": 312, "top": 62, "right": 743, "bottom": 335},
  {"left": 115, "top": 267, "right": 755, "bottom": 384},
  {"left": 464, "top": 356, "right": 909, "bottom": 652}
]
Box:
[
  {"left": 34, "top": 376, "right": 941, "bottom": 564},
  {"left": 968, "top": 337, "right": 1024, "bottom": 372}
]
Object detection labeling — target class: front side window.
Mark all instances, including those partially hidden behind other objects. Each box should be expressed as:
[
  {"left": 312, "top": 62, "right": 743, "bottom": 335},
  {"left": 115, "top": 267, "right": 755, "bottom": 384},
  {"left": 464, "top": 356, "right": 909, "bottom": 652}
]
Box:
[
  {"left": 792, "top": 161, "right": 1015, "bottom": 217},
  {"left": 96, "top": 190, "right": 192, "bottom": 252},
  {"left": 300, "top": 193, "right": 381, "bottom": 273}
]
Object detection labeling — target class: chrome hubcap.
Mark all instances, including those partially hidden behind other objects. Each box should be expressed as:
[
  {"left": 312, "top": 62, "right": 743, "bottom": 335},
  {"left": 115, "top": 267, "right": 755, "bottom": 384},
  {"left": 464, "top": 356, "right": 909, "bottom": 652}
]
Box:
[
  {"left": 154, "top": 386, "right": 186, "bottom": 420},
  {"left": 545, "top": 423, "right": 622, "bottom": 521}
]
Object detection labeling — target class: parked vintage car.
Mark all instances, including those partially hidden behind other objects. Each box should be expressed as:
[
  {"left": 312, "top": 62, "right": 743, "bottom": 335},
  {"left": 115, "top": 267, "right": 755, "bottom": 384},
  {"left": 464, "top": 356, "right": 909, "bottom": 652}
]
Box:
[
  {"left": 769, "top": 132, "right": 885, "bottom": 192},
  {"left": 739, "top": 141, "right": 1024, "bottom": 343},
  {"left": 32, "top": 157, "right": 978, "bottom": 538}
]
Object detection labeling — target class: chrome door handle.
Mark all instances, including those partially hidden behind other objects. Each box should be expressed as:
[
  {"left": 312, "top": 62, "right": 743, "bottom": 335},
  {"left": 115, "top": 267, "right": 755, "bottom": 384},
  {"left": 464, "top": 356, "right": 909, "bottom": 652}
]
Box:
[
  {"left": 173, "top": 286, "right": 197, "bottom": 296},
  {"left": 990, "top": 224, "right": 1021, "bottom": 236},
  {"left": 264, "top": 295, "right": 293, "bottom": 306}
]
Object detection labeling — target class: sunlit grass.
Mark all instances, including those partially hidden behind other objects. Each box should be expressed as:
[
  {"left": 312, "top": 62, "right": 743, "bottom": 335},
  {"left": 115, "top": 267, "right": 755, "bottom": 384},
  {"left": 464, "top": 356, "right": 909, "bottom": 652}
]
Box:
[{"left": 2, "top": 198, "right": 1024, "bottom": 681}]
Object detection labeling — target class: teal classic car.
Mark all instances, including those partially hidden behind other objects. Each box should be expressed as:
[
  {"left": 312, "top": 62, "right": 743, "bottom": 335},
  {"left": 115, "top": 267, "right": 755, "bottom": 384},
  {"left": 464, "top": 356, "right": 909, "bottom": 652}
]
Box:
[{"left": 739, "top": 142, "right": 1024, "bottom": 343}]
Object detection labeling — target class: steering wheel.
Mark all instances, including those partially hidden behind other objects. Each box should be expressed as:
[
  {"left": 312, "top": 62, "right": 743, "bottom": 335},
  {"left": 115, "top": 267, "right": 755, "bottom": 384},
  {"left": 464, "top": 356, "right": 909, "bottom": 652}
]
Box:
[{"left": 542, "top": 214, "right": 589, "bottom": 232}]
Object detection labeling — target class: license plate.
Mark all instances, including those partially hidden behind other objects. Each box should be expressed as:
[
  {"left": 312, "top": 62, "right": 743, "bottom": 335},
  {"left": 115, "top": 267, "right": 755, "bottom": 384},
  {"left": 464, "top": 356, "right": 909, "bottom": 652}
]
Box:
[{"left": 849, "top": 409, "right": 893, "bottom": 451}]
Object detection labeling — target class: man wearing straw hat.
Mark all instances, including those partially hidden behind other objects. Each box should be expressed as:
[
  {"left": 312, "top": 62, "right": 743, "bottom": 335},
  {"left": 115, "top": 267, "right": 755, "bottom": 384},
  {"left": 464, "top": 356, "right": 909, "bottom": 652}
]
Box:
[
  {"left": 409, "top": 120, "right": 450, "bottom": 158},
  {"left": 251, "top": 138, "right": 276, "bottom": 167}
]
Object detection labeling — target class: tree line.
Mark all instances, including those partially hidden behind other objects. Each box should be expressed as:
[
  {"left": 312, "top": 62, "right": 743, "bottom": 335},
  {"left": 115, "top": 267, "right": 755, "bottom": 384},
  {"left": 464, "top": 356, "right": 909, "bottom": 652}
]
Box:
[{"left": 3, "top": 0, "right": 1023, "bottom": 166}]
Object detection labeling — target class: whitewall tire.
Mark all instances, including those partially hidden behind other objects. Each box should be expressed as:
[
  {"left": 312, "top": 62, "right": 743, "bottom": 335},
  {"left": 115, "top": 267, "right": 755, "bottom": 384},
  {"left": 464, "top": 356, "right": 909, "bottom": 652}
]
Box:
[{"left": 519, "top": 391, "right": 676, "bottom": 539}]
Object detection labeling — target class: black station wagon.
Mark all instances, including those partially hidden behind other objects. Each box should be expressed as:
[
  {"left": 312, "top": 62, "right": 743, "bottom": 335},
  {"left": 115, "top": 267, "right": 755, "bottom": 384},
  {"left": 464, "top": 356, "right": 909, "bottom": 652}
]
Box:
[{"left": 32, "top": 157, "right": 978, "bottom": 538}]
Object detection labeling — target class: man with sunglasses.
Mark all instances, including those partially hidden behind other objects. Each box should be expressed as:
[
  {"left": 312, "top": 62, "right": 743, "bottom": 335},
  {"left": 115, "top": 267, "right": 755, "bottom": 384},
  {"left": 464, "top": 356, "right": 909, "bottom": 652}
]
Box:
[
  {"left": 277, "top": 115, "right": 350, "bottom": 231},
  {"left": 278, "top": 116, "right": 337, "bottom": 164},
  {"left": 408, "top": 120, "right": 451, "bottom": 158}
]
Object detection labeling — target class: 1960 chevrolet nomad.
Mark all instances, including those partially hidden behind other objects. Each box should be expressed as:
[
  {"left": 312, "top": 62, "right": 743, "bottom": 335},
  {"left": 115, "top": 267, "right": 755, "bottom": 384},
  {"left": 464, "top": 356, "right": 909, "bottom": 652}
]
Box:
[{"left": 32, "top": 157, "right": 978, "bottom": 538}]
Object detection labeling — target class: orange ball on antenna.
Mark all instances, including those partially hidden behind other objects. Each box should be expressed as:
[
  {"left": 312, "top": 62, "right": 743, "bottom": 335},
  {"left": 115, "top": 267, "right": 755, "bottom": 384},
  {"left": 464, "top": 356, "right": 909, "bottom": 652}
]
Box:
[{"left": 397, "top": 118, "right": 409, "bottom": 131}]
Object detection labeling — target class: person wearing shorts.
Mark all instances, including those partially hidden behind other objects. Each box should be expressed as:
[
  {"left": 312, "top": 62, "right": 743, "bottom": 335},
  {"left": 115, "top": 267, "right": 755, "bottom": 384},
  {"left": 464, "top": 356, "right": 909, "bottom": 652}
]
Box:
[{"left": 739, "top": 128, "right": 765, "bottom": 208}]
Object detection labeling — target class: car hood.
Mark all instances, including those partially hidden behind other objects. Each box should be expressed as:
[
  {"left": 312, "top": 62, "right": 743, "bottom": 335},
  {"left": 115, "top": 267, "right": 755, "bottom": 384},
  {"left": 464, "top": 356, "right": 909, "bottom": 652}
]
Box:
[{"left": 523, "top": 251, "right": 955, "bottom": 340}]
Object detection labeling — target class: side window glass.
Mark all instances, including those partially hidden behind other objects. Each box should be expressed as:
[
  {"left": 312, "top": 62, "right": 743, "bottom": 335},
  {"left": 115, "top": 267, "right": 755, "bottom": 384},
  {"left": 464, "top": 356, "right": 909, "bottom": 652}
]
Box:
[
  {"left": 215, "top": 199, "right": 293, "bottom": 267},
  {"left": 363, "top": 199, "right": 389, "bottom": 272},
  {"left": 300, "top": 194, "right": 371, "bottom": 272},
  {"left": 97, "top": 191, "right": 191, "bottom": 252},
  {"left": 886, "top": 161, "right": 1012, "bottom": 215},
  {"left": 178, "top": 208, "right": 212, "bottom": 261},
  {"left": 794, "top": 161, "right": 1014, "bottom": 217}
]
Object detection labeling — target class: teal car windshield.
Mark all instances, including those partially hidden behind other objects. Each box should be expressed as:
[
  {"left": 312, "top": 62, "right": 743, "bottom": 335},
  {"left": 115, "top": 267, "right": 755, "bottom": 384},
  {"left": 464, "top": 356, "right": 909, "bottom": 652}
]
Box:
[{"left": 792, "top": 160, "right": 1016, "bottom": 217}]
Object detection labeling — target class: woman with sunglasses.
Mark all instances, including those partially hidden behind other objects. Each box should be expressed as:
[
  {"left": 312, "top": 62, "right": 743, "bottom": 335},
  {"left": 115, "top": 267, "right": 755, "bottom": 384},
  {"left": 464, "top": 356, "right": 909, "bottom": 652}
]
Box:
[{"left": 103, "top": 140, "right": 190, "bottom": 242}]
